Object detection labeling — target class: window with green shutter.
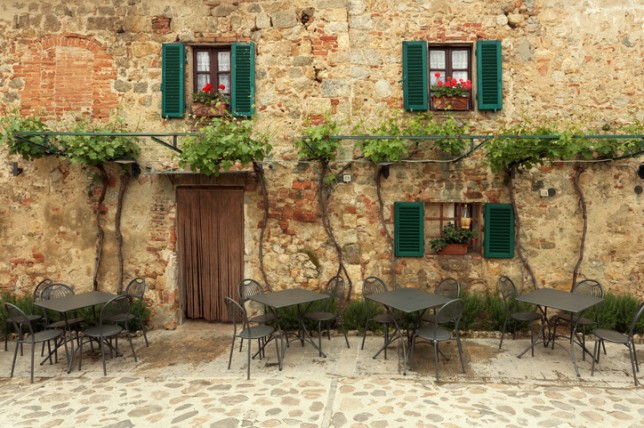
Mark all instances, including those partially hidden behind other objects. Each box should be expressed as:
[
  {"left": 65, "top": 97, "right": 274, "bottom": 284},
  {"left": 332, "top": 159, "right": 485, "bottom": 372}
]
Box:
[
  {"left": 161, "top": 43, "right": 186, "bottom": 118},
  {"left": 484, "top": 203, "right": 514, "bottom": 258},
  {"left": 232, "top": 42, "right": 255, "bottom": 117},
  {"left": 394, "top": 202, "right": 425, "bottom": 257},
  {"left": 402, "top": 41, "right": 428, "bottom": 111},
  {"left": 476, "top": 40, "right": 502, "bottom": 111}
]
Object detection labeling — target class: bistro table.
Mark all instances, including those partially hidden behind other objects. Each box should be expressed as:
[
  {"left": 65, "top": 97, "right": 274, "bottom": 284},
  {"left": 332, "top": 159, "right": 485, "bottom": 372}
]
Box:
[
  {"left": 35, "top": 290, "right": 116, "bottom": 371},
  {"left": 516, "top": 288, "right": 603, "bottom": 377},
  {"left": 248, "top": 288, "right": 330, "bottom": 358},
  {"left": 366, "top": 288, "right": 451, "bottom": 375}
]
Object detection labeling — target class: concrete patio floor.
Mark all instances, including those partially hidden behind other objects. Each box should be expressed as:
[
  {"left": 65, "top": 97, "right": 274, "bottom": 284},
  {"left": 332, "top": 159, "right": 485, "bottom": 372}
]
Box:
[{"left": 1, "top": 321, "right": 643, "bottom": 427}]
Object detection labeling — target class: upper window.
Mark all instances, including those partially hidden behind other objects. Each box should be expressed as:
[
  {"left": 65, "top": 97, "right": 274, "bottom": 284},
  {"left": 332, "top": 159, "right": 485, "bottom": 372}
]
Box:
[
  {"left": 161, "top": 42, "right": 256, "bottom": 118},
  {"left": 402, "top": 40, "right": 502, "bottom": 112},
  {"left": 193, "top": 47, "right": 232, "bottom": 98},
  {"left": 428, "top": 46, "right": 473, "bottom": 111}
]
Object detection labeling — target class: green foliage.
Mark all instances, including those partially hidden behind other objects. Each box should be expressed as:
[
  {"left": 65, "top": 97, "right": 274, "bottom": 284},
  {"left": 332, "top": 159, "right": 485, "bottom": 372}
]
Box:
[
  {"left": 179, "top": 116, "right": 271, "bottom": 176},
  {"left": 60, "top": 116, "right": 141, "bottom": 167},
  {"left": 598, "top": 293, "right": 644, "bottom": 334},
  {"left": 459, "top": 292, "right": 486, "bottom": 331},
  {"left": 296, "top": 115, "right": 341, "bottom": 161},
  {"left": 0, "top": 111, "right": 55, "bottom": 160},
  {"left": 407, "top": 113, "right": 470, "bottom": 155},
  {"left": 486, "top": 120, "right": 644, "bottom": 174},
  {"left": 358, "top": 113, "right": 409, "bottom": 163},
  {"left": 429, "top": 222, "right": 476, "bottom": 253}
]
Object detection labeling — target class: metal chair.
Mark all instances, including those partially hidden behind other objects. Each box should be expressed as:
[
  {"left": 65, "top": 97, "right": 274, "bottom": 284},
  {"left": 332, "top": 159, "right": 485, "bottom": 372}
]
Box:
[
  {"left": 75, "top": 295, "right": 138, "bottom": 376},
  {"left": 410, "top": 298, "right": 466, "bottom": 381},
  {"left": 361, "top": 276, "right": 398, "bottom": 359},
  {"left": 40, "top": 283, "right": 85, "bottom": 335},
  {"left": 224, "top": 296, "right": 282, "bottom": 380},
  {"left": 550, "top": 279, "right": 604, "bottom": 360},
  {"left": 592, "top": 301, "right": 644, "bottom": 385},
  {"left": 422, "top": 278, "right": 462, "bottom": 325},
  {"left": 107, "top": 278, "right": 149, "bottom": 347},
  {"left": 498, "top": 276, "right": 544, "bottom": 354},
  {"left": 304, "top": 276, "right": 351, "bottom": 357},
  {"left": 237, "top": 278, "right": 277, "bottom": 351},
  {"left": 4, "top": 302, "right": 69, "bottom": 383},
  {"left": 4, "top": 279, "right": 50, "bottom": 353}
]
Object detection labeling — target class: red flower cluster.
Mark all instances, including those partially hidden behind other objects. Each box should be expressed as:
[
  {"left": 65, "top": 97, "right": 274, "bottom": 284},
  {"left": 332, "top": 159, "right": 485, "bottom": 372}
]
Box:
[
  {"left": 432, "top": 72, "right": 472, "bottom": 97},
  {"left": 194, "top": 83, "right": 229, "bottom": 105}
]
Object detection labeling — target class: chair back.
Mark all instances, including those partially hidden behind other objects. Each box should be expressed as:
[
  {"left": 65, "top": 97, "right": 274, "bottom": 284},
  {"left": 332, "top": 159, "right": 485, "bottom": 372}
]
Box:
[
  {"left": 435, "top": 298, "right": 464, "bottom": 330},
  {"left": 99, "top": 295, "right": 131, "bottom": 329},
  {"left": 4, "top": 303, "right": 35, "bottom": 338},
  {"left": 125, "top": 278, "right": 146, "bottom": 301},
  {"left": 324, "top": 276, "right": 345, "bottom": 315},
  {"left": 363, "top": 276, "right": 388, "bottom": 297},
  {"left": 627, "top": 302, "right": 644, "bottom": 339},
  {"left": 435, "top": 278, "right": 461, "bottom": 299},
  {"left": 498, "top": 276, "right": 518, "bottom": 312},
  {"left": 237, "top": 279, "right": 264, "bottom": 304},
  {"left": 573, "top": 279, "right": 604, "bottom": 322},
  {"left": 224, "top": 297, "right": 249, "bottom": 333},
  {"left": 33, "top": 279, "right": 53, "bottom": 304},
  {"left": 40, "top": 283, "right": 75, "bottom": 301}
]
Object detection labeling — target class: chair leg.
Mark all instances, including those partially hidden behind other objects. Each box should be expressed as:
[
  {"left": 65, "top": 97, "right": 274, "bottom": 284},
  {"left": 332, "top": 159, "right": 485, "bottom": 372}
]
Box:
[
  {"left": 343, "top": 330, "right": 350, "bottom": 349},
  {"left": 10, "top": 338, "right": 19, "bottom": 378},
  {"left": 246, "top": 337, "right": 252, "bottom": 380},
  {"left": 591, "top": 339, "right": 599, "bottom": 376},
  {"left": 628, "top": 342, "right": 638, "bottom": 385},
  {"left": 99, "top": 337, "right": 107, "bottom": 376},
  {"left": 529, "top": 321, "right": 535, "bottom": 357},
  {"left": 632, "top": 342, "right": 639, "bottom": 372},
  {"left": 30, "top": 340, "right": 36, "bottom": 383},
  {"left": 361, "top": 317, "right": 369, "bottom": 350},
  {"left": 456, "top": 336, "right": 465, "bottom": 373},
  {"left": 433, "top": 341, "right": 440, "bottom": 381},
  {"left": 127, "top": 331, "right": 138, "bottom": 363},
  {"left": 383, "top": 324, "right": 389, "bottom": 360},
  {"left": 228, "top": 336, "right": 236, "bottom": 370},
  {"left": 317, "top": 323, "right": 323, "bottom": 357},
  {"left": 498, "top": 316, "right": 508, "bottom": 350}
]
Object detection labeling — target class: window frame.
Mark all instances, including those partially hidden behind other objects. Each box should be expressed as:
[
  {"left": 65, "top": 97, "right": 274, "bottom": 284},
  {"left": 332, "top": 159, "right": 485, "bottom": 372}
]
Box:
[
  {"left": 428, "top": 44, "right": 473, "bottom": 111},
  {"left": 426, "top": 202, "right": 481, "bottom": 254},
  {"left": 192, "top": 46, "right": 232, "bottom": 95}
]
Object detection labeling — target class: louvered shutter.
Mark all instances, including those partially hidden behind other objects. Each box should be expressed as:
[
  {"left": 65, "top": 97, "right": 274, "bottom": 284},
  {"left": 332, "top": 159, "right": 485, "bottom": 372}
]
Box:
[
  {"left": 161, "top": 43, "right": 185, "bottom": 118},
  {"left": 484, "top": 203, "right": 514, "bottom": 258},
  {"left": 394, "top": 202, "right": 425, "bottom": 257},
  {"left": 402, "top": 41, "right": 428, "bottom": 111},
  {"left": 476, "top": 40, "right": 502, "bottom": 111},
  {"left": 232, "top": 42, "right": 255, "bottom": 117}
]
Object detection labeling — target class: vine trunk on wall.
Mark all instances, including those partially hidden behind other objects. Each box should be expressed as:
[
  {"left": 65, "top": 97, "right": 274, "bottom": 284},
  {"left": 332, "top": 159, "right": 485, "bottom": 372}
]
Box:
[
  {"left": 92, "top": 164, "right": 109, "bottom": 291},
  {"left": 115, "top": 169, "right": 131, "bottom": 294},
  {"left": 571, "top": 164, "right": 588, "bottom": 290},
  {"left": 253, "top": 162, "right": 272, "bottom": 291},
  {"left": 375, "top": 165, "right": 396, "bottom": 287},
  {"left": 507, "top": 166, "right": 538, "bottom": 289}
]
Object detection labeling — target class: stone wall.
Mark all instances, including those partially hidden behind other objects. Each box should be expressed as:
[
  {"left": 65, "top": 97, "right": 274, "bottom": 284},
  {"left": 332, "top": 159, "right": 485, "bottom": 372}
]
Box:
[{"left": 0, "top": 0, "right": 642, "bottom": 327}]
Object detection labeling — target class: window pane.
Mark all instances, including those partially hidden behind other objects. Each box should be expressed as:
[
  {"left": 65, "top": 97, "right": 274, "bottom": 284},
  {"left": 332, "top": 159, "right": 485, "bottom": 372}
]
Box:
[
  {"left": 218, "top": 75, "right": 231, "bottom": 94},
  {"left": 453, "top": 71, "right": 469, "bottom": 82},
  {"left": 429, "top": 50, "right": 446, "bottom": 69},
  {"left": 430, "top": 71, "right": 444, "bottom": 86},
  {"left": 218, "top": 52, "right": 231, "bottom": 72},
  {"left": 452, "top": 50, "right": 468, "bottom": 69},
  {"left": 197, "top": 74, "right": 210, "bottom": 89},
  {"left": 196, "top": 52, "right": 210, "bottom": 72}
]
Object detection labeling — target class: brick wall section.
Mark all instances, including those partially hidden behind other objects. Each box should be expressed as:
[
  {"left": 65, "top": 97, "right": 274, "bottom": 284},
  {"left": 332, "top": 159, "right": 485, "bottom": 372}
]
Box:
[{"left": 14, "top": 34, "right": 118, "bottom": 120}]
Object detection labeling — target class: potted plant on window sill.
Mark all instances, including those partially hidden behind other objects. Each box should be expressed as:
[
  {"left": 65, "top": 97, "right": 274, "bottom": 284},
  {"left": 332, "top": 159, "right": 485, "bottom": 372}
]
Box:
[
  {"left": 192, "top": 83, "right": 230, "bottom": 117},
  {"left": 429, "top": 222, "right": 476, "bottom": 255},
  {"left": 430, "top": 73, "right": 472, "bottom": 111}
]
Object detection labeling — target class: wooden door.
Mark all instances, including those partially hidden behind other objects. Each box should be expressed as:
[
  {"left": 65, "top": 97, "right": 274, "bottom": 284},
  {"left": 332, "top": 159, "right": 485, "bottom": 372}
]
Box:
[{"left": 177, "top": 187, "right": 243, "bottom": 321}]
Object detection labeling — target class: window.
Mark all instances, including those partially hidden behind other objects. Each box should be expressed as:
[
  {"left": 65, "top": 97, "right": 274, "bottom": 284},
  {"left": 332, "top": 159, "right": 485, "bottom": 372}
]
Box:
[
  {"left": 426, "top": 202, "right": 481, "bottom": 254},
  {"left": 193, "top": 47, "right": 231, "bottom": 99},
  {"left": 484, "top": 203, "right": 515, "bottom": 258},
  {"left": 402, "top": 40, "right": 502, "bottom": 112},
  {"left": 429, "top": 46, "right": 473, "bottom": 111},
  {"left": 161, "top": 42, "right": 256, "bottom": 118}
]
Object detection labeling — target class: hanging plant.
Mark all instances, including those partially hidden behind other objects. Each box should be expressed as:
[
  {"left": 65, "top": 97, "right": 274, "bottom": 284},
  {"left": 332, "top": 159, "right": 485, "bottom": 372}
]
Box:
[
  {"left": 295, "top": 115, "right": 341, "bottom": 162},
  {"left": 179, "top": 115, "right": 271, "bottom": 175},
  {"left": 407, "top": 113, "right": 470, "bottom": 155},
  {"left": 358, "top": 113, "right": 408, "bottom": 163},
  {"left": 0, "top": 110, "right": 57, "bottom": 159}
]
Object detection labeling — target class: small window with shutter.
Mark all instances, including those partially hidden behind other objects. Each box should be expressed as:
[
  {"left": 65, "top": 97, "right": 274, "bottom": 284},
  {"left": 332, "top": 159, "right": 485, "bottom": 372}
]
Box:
[{"left": 484, "top": 203, "right": 515, "bottom": 258}]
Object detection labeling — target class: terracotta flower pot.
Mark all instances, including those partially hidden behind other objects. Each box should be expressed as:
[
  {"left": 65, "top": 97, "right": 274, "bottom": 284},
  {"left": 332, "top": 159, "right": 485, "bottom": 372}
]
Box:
[
  {"left": 191, "top": 102, "right": 229, "bottom": 117},
  {"left": 438, "top": 243, "right": 469, "bottom": 255},
  {"left": 432, "top": 96, "right": 469, "bottom": 111}
]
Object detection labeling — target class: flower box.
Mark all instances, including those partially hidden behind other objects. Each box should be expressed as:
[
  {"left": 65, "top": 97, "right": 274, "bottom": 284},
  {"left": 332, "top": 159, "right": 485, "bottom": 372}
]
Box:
[
  {"left": 437, "top": 243, "right": 469, "bottom": 255},
  {"left": 191, "top": 102, "right": 229, "bottom": 117},
  {"left": 432, "top": 96, "right": 469, "bottom": 111}
]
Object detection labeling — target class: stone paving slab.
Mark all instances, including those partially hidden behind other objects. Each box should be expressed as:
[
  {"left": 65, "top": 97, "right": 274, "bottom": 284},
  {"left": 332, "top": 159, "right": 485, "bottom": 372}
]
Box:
[{"left": 1, "top": 323, "right": 643, "bottom": 427}]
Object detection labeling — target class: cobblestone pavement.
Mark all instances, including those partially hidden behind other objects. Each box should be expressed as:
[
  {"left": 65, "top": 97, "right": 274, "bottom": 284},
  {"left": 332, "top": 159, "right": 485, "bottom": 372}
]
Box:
[{"left": 1, "top": 323, "right": 643, "bottom": 427}]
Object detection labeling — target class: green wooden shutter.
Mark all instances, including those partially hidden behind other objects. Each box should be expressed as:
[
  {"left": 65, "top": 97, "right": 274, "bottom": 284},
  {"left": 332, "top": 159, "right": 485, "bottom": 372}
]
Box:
[
  {"left": 402, "top": 41, "right": 428, "bottom": 111},
  {"left": 161, "top": 43, "right": 185, "bottom": 118},
  {"left": 394, "top": 202, "right": 424, "bottom": 257},
  {"left": 232, "top": 42, "right": 255, "bottom": 117},
  {"left": 484, "top": 203, "right": 514, "bottom": 258},
  {"left": 476, "top": 40, "right": 502, "bottom": 111}
]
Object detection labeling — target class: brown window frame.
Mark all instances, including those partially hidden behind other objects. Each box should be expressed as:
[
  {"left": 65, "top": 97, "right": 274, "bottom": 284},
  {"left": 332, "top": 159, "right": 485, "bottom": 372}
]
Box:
[
  {"left": 192, "top": 46, "right": 232, "bottom": 94},
  {"left": 428, "top": 45, "right": 473, "bottom": 111},
  {"left": 426, "top": 202, "right": 481, "bottom": 254}
]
